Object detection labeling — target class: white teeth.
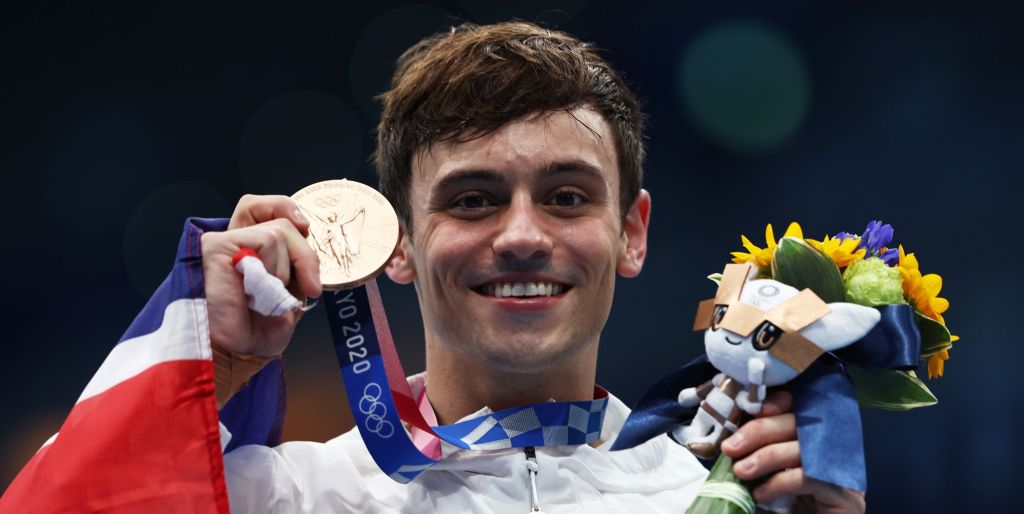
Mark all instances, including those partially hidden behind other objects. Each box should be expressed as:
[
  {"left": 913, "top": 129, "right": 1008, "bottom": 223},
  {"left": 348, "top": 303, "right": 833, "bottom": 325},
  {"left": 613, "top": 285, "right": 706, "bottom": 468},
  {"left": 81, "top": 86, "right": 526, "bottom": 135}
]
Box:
[{"left": 486, "top": 281, "right": 565, "bottom": 298}]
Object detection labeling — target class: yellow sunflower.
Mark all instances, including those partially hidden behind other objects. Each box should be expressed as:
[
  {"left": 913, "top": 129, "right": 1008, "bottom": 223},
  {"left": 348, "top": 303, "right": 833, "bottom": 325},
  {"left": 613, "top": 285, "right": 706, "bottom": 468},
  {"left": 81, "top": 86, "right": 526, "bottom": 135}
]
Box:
[
  {"left": 731, "top": 222, "right": 804, "bottom": 268},
  {"left": 896, "top": 245, "right": 949, "bottom": 324},
  {"left": 927, "top": 345, "right": 955, "bottom": 379},
  {"left": 897, "top": 245, "right": 957, "bottom": 379},
  {"left": 806, "top": 235, "right": 866, "bottom": 269}
]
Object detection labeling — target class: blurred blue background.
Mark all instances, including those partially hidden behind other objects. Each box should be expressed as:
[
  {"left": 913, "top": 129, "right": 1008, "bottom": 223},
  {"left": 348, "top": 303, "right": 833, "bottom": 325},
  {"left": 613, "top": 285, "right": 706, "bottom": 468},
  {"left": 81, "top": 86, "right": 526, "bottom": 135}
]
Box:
[{"left": 1, "top": 1, "right": 1017, "bottom": 511}]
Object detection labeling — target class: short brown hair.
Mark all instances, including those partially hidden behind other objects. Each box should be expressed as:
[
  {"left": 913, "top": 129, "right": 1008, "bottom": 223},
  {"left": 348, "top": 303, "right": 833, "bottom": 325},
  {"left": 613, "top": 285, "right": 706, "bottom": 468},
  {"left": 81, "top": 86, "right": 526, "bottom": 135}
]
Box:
[{"left": 374, "top": 21, "right": 645, "bottom": 230}]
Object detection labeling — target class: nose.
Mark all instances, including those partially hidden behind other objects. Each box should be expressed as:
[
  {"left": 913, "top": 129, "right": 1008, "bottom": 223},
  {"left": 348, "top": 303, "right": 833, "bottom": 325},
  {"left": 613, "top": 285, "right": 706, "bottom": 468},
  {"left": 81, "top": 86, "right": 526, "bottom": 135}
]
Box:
[{"left": 492, "top": 193, "right": 553, "bottom": 262}]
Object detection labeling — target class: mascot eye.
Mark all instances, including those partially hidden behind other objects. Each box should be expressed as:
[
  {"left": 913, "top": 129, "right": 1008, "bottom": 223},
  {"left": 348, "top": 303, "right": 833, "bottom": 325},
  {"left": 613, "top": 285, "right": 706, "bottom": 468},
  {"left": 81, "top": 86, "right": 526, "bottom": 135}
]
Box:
[
  {"left": 753, "top": 322, "right": 783, "bottom": 350},
  {"left": 711, "top": 305, "right": 728, "bottom": 331}
]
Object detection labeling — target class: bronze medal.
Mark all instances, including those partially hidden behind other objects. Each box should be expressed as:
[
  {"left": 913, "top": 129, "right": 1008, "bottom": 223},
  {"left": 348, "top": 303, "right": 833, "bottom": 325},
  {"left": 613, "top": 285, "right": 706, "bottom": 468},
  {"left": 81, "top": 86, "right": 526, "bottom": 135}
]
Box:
[{"left": 291, "top": 179, "right": 400, "bottom": 290}]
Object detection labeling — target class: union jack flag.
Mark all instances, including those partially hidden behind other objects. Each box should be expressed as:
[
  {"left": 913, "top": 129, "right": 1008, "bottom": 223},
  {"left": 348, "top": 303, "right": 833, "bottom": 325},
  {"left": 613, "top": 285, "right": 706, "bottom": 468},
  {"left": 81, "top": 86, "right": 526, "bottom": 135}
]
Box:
[{"left": 0, "top": 218, "right": 286, "bottom": 513}]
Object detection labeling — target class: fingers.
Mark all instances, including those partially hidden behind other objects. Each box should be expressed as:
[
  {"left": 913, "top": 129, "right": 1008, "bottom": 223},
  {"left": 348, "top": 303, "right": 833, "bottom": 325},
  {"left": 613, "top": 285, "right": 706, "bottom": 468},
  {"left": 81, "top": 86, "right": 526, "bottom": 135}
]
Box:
[
  {"left": 262, "top": 228, "right": 291, "bottom": 284},
  {"left": 229, "top": 194, "right": 310, "bottom": 236},
  {"left": 261, "top": 218, "right": 321, "bottom": 299},
  {"left": 752, "top": 468, "right": 865, "bottom": 512},
  {"left": 286, "top": 227, "right": 322, "bottom": 299},
  {"left": 226, "top": 195, "right": 320, "bottom": 298},
  {"left": 732, "top": 440, "right": 800, "bottom": 481},
  {"left": 721, "top": 388, "right": 865, "bottom": 513},
  {"left": 721, "top": 411, "right": 796, "bottom": 459},
  {"left": 210, "top": 218, "right": 322, "bottom": 299}
]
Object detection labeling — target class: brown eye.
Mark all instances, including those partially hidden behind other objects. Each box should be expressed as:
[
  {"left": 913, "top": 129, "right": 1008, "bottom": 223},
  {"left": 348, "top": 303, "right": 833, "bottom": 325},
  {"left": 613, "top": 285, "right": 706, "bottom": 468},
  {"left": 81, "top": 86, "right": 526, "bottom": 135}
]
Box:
[
  {"left": 550, "top": 190, "right": 584, "bottom": 207},
  {"left": 753, "top": 322, "right": 783, "bottom": 350},
  {"left": 711, "top": 305, "right": 728, "bottom": 331},
  {"left": 453, "top": 193, "right": 493, "bottom": 210}
]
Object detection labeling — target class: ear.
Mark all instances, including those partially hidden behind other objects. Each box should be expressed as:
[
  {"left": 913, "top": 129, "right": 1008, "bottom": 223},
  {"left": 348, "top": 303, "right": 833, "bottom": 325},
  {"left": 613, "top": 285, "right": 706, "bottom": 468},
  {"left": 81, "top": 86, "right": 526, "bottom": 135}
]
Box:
[
  {"left": 384, "top": 229, "right": 416, "bottom": 285},
  {"left": 800, "top": 303, "right": 881, "bottom": 352},
  {"left": 617, "top": 189, "right": 652, "bottom": 278}
]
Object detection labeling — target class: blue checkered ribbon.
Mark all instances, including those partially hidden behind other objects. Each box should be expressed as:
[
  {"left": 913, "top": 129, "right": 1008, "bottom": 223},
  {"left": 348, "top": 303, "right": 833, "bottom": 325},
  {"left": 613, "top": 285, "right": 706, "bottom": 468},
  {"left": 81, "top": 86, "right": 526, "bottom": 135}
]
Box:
[
  {"left": 434, "top": 395, "right": 608, "bottom": 451},
  {"left": 325, "top": 282, "right": 609, "bottom": 483}
]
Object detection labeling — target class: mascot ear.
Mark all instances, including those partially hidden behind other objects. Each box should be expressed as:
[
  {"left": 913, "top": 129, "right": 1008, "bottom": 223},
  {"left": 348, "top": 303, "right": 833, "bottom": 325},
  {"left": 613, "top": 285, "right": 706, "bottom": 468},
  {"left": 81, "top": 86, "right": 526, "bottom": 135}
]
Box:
[{"left": 800, "top": 303, "right": 881, "bottom": 352}]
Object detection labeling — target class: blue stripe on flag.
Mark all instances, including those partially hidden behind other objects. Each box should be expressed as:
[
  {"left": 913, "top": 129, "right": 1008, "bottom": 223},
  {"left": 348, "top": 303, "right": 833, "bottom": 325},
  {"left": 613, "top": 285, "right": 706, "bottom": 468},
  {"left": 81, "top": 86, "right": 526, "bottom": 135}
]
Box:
[
  {"left": 221, "top": 359, "right": 287, "bottom": 452},
  {"left": 119, "top": 217, "right": 228, "bottom": 343}
]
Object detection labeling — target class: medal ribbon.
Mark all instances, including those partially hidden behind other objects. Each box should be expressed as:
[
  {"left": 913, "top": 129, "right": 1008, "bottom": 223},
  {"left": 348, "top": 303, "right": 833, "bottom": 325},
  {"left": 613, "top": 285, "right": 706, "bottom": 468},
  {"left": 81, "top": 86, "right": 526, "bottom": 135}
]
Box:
[{"left": 324, "top": 280, "right": 609, "bottom": 484}]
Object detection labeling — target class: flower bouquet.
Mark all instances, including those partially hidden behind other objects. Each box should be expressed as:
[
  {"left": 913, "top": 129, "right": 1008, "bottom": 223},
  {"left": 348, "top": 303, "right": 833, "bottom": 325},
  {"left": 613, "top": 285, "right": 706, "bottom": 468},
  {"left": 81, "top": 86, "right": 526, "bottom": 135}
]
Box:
[
  {"left": 612, "top": 220, "right": 957, "bottom": 514},
  {"left": 730, "top": 220, "right": 956, "bottom": 395}
]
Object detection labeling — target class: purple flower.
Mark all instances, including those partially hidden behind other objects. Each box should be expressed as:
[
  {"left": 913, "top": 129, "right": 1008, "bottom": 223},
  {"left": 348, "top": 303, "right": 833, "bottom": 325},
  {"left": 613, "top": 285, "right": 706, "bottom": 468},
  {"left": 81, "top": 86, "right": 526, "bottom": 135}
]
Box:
[
  {"left": 880, "top": 247, "right": 899, "bottom": 266},
  {"left": 832, "top": 221, "right": 899, "bottom": 265},
  {"left": 859, "top": 220, "right": 894, "bottom": 254}
]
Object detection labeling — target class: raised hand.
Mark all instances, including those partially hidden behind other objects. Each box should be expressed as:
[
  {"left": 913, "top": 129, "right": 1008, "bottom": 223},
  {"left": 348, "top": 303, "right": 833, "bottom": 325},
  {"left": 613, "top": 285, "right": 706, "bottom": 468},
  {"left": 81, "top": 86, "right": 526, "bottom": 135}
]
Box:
[{"left": 202, "top": 195, "right": 322, "bottom": 358}]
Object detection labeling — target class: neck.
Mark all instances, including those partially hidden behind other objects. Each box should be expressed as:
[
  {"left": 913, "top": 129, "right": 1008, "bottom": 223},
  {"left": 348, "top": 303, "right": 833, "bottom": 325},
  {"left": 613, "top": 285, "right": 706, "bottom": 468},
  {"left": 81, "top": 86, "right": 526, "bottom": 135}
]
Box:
[{"left": 425, "top": 339, "right": 599, "bottom": 425}]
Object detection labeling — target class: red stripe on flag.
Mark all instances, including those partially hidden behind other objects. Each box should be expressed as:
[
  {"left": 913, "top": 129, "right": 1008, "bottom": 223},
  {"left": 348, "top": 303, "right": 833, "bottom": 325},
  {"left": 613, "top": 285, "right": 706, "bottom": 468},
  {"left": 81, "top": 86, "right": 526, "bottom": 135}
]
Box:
[{"left": 0, "top": 360, "right": 228, "bottom": 514}]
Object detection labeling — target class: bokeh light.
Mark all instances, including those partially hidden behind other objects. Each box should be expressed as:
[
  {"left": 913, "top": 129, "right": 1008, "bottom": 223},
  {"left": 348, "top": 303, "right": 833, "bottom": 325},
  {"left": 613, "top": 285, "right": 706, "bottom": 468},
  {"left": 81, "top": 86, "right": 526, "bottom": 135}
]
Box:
[
  {"left": 678, "top": 19, "right": 811, "bottom": 153},
  {"left": 239, "top": 90, "right": 363, "bottom": 195},
  {"left": 349, "top": 5, "right": 455, "bottom": 120},
  {"left": 123, "top": 181, "right": 231, "bottom": 297},
  {"left": 1, "top": 411, "right": 65, "bottom": 492}
]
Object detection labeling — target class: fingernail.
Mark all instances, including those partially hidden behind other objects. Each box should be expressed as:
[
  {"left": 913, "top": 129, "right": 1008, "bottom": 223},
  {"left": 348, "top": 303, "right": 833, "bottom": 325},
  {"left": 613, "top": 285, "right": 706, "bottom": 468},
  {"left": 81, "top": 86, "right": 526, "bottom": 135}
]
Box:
[
  {"left": 735, "top": 458, "right": 754, "bottom": 474},
  {"left": 294, "top": 209, "right": 308, "bottom": 223},
  {"left": 725, "top": 432, "right": 744, "bottom": 449}
]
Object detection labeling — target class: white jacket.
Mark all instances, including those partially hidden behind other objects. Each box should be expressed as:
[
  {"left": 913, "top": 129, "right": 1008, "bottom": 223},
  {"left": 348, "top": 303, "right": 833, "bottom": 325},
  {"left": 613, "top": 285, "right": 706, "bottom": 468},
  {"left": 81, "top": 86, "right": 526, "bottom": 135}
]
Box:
[{"left": 223, "top": 374, "right": 708, "bottom": 513}]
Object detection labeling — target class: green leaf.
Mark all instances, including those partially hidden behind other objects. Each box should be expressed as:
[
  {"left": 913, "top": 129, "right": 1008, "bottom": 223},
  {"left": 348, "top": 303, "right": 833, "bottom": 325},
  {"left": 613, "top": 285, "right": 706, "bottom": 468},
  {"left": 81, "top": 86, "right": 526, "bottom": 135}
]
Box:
[
  {"left": 770, "top": 237, "right": 846, "bottom": 303},
  {"left": 915, "top": 311, "right": 953, "bottom": 357},
  {"left": 708, "top": 273, "right": 723, "bottom": 285},
  {"left": 848, "top": 368, "right": 938, "bottom": 410}
]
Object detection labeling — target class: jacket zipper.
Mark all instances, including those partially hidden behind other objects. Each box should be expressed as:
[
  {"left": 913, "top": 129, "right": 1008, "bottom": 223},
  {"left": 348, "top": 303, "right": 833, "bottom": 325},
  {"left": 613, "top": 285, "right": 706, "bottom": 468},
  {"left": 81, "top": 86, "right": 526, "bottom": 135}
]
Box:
[{"left": 524, "top": 446, "right": 544, "bottom": 513}]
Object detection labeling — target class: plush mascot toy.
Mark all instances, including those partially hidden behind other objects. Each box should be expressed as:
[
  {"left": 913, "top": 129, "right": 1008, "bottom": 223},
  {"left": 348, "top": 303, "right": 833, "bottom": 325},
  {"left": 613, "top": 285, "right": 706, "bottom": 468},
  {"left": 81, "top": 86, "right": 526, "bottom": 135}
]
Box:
[{"left": 674, "top": 263, "right": 878, "bottom": 460}]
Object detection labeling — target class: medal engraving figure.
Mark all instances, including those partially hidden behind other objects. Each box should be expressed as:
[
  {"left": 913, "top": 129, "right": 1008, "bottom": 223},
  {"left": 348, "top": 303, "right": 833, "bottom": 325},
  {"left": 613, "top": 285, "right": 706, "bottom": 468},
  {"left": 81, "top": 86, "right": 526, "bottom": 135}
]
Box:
[{"left": 292, "top": 179, "right": 400, "bottom": 290}]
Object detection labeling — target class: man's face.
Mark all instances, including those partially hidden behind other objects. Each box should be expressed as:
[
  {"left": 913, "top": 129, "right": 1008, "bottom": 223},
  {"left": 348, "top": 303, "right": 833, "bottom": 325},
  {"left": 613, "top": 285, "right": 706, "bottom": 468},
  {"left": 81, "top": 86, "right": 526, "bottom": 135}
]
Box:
[{"left": 387, "top": 108, "right": 649, "bottom": 373}]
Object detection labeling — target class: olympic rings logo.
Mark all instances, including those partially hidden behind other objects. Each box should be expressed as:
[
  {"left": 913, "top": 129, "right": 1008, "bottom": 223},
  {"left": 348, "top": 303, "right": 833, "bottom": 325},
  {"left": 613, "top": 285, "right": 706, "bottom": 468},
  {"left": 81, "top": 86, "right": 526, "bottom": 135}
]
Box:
[
  {"left": 313, "top": 194, "right": 343, "bottom": 208},
  {"left": 358, "top": 382, "right": 395, "bottom": 438}
]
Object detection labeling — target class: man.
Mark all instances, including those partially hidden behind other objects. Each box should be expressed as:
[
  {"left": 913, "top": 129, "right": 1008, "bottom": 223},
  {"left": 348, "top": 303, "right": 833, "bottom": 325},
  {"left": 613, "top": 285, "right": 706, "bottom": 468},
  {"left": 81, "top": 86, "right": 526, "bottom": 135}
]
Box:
[
  {"left": 9, "top": 21, "right": 864, "bottom": 513},
  {"left": 202, "top": 22, "right": 865, "bottom": 513}
]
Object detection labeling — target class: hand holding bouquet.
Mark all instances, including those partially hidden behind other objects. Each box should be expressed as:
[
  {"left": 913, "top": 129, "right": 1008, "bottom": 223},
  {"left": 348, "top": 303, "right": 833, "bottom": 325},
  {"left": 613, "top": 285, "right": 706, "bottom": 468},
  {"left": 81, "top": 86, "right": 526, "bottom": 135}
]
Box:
[{"left": 613, "top": 220, "right": 957, "bottom": 514}]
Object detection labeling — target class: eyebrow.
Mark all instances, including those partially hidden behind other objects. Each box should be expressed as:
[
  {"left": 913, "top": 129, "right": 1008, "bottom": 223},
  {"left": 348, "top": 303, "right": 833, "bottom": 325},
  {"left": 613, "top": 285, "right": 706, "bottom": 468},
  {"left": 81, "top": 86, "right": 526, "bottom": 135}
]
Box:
[
  {"left": 432, "top": 160, "right": 608, "bottom": 194},
  {"left": 431, "top": 169, "right": 507, "bottom": 195},
  {"left": 540, "top": 160, "right": 607, "bottom": 184}
]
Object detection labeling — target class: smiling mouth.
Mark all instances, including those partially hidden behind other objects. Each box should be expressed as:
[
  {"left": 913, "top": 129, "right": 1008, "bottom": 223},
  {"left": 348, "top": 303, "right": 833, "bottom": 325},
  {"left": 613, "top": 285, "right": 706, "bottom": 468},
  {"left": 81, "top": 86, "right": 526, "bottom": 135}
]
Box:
[
  {"left": 725, "top": 336, "right": 742, "bottom": 345},
  {"left": 473, "top": 281, "right": 570, "bottom": 298}
]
